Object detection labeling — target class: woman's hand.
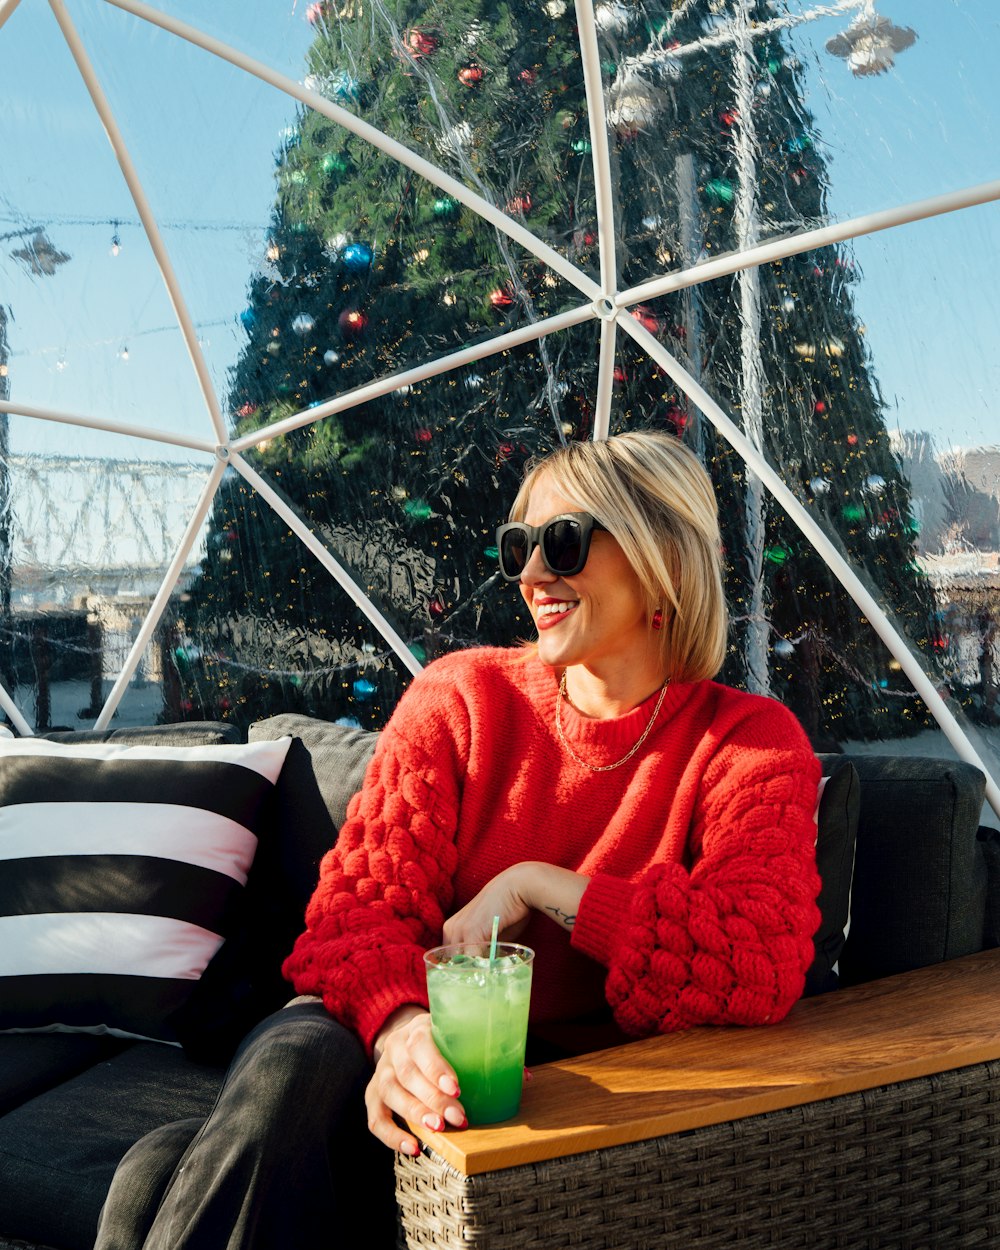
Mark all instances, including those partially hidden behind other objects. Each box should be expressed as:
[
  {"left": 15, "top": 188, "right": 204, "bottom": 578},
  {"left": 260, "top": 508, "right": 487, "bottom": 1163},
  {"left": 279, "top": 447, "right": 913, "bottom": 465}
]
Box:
[
  {"left": 443, "top": 862, "right": 591, "bottom": 945},
  {"left": 365, "top": 1006, "right": 466, "bottom": 1156}
]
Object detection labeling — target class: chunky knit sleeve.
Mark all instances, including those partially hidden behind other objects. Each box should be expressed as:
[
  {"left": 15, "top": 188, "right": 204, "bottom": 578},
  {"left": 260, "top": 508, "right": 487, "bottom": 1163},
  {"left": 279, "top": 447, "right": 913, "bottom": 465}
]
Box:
[
  {"left": 571, "top": 721, "right": 821, "bottom": 1036},
  {"left": 281, "top": 713, "right": 464, "bottom": 1053}
]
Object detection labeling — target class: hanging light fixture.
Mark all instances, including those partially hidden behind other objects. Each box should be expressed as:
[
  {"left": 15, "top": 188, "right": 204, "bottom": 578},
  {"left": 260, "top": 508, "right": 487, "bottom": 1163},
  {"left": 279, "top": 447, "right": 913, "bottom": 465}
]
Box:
[{"left": 826, "top": 2, "right": 917, "bottom": 77}]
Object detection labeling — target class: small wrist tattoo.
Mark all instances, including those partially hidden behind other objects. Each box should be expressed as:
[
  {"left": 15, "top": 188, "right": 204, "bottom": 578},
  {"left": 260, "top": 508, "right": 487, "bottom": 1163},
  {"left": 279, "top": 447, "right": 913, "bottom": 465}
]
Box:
[{"left": 544, "top": 905, "right": 576, "bottom": 929}]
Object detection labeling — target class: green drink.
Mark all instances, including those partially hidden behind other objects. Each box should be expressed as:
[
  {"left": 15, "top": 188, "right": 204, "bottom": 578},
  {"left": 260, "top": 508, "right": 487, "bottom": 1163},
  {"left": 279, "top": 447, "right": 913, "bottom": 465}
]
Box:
[{"left": 424, "top": 942, "right": 534, "bottom": 1126}]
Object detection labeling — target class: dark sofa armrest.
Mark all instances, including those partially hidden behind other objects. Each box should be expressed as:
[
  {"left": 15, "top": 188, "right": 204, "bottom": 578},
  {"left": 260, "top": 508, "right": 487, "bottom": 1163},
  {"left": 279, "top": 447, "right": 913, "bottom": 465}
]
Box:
[{"left": 834, "top": 755, "right": 988, "bottom": 985}]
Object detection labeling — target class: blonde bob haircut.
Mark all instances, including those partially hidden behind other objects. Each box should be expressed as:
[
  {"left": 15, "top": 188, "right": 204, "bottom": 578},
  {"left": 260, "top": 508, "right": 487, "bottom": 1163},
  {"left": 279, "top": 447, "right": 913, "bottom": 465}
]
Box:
[{"left": 509, "top": 430, "right": 728, "bottom": 683}]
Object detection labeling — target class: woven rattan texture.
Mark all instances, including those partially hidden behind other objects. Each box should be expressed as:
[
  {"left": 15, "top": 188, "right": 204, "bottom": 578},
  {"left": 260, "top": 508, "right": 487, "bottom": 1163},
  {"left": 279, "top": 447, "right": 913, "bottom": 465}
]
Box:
[{"left": 395, "top": 1060, "right": 1000, "bottom": 1249}]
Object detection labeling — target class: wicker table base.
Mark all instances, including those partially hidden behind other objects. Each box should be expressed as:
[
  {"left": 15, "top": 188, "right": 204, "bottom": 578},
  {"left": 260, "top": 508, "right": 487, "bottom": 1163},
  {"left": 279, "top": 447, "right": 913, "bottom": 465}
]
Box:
[{"left": 396, "top": 1059, "right": 1000, "bottom": 1249}]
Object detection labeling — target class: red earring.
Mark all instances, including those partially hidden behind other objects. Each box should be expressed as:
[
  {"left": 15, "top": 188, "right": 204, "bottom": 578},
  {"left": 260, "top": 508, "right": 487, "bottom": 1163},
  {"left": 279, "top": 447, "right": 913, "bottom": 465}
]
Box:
[{"left": 651, "top": 609, "right": 663, "bottom": 630}]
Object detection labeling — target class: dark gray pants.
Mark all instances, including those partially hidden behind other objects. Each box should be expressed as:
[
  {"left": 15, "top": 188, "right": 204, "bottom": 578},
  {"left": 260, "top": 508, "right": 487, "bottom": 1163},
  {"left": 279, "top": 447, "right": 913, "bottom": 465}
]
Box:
[{"left": 95, "top": 1000, "right": 398, "bottom": 1250}]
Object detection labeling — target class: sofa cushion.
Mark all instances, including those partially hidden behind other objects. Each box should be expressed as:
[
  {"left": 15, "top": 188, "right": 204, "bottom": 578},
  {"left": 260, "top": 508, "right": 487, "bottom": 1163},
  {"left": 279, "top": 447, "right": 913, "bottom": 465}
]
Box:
[
  {"left": 248, "top": 713, "right": 379, "bottom": 913},
  {"left": 0, "top": 736, "right": 291, "bottom": 1046},
  {"left": 0, "top": 1042, "right": 226, "bottom": 1250},
  {"left": 837, "top": 755, "right": 988, "bottom": 985},
  {"left": 805, "top": 759, "right": 860, "bottom": 996},
  {"left": 39, "top": 722, "right": 241, "bottom": 747},
  {"left": 0, "top": 1033, "right": 125, "bottom": 1117},
  {"left": 980, "top": 826, "right": 1000, "bottom": 949}
]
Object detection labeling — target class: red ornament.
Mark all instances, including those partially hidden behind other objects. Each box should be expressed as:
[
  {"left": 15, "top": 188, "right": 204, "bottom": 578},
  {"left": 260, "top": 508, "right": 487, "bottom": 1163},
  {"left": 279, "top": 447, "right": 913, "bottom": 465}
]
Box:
[
  {"left": 236, "top": 402, "right": 257, "bottom": 418},
  {"left": 305, "top": 2, "right": 329, "bottom": 25},
  {"left": 613, "top": 366, "right": 627, "bottom": 384},
  {"left": 338, "top": 308, "right": 368, "bottom": 335},
  {"left": 630, "top": 305, "right": 662, "bottom": 335},
  {"left": 458, "top": 65, "right": 485, "bottom": 86},
  {"left": 847, "top": 433, "right": 859, "bottom": 446},
  {"left": 415, "top": 427, "right": 433, "bottom": 443},
  {"left": 405, "top": 28, "right": 439, "bottom": 57},
  {"left": 719, "top": 108, "right": 739, "bottom": 127},
  {"left": 814, "top": 400, "right": 827, "bottom": 414},
  {"left": 489, "top": 286, "right": 515, "bottom": 309},
  {"left": 428, "top": 596, "right": 446, "bottom": 619},
  {"left": 519, "top": 68, "right": 538, "bottom": 85},
  {"left": 505, "top": 193, "right": 532, "bottom": 215}
]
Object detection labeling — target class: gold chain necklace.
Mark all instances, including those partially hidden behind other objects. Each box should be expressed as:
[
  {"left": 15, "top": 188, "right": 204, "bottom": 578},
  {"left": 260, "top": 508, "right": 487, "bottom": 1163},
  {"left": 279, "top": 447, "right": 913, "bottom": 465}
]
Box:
[{"left": 555, "top": 670, "right": 669, "bottom": 773}]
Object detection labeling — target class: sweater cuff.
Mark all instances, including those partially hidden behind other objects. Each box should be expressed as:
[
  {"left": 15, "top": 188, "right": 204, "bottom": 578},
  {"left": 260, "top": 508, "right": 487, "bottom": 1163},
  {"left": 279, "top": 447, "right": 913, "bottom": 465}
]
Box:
[
  {"left": 352, "top": 980, "right": 430, "bottom": 1060},
  {"left": 570, "top": 873, "right": 639, "bottom": 967}
]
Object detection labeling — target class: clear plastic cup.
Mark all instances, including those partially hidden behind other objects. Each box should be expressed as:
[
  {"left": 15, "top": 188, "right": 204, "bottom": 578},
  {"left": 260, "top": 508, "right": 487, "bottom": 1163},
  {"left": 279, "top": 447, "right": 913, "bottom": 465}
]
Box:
[{"left": 423, "top": 942, "right": 534, "bottom": 1125}]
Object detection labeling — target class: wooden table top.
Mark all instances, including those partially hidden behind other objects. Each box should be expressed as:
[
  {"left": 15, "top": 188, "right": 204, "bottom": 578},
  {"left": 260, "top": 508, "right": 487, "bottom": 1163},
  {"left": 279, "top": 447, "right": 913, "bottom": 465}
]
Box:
[{"left": 407, "top": 947, "right": 1000, "bottom": 1175}]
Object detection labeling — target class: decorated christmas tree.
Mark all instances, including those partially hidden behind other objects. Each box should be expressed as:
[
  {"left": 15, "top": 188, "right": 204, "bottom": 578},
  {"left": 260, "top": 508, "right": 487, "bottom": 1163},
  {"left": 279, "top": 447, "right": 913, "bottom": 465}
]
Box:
[{"left": 176, "top": 0, "right": 935, "bottom": 744}]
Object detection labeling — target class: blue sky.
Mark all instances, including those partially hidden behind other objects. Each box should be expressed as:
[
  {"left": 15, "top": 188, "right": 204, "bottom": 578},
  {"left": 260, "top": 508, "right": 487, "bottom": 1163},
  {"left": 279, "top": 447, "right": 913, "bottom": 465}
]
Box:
[{"left": 1, "top": 0, "right": 997, "bottom": 460}]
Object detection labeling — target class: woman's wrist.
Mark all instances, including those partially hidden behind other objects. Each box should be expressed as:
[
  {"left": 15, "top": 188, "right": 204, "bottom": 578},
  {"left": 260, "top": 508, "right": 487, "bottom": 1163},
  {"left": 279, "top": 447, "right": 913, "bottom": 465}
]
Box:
[
  {"left": 522, "top": 862, "right": 590, "bottom": 932},
  {"left": 373, "top": 1004, "right": 427, "bottom": 1060}
]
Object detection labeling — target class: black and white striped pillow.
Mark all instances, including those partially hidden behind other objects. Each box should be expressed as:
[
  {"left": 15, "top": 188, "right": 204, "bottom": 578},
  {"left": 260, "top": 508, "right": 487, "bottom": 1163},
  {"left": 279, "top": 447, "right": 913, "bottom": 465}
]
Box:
[{"left": 0, "top": 735, "right": 291, "bottom": 1044}]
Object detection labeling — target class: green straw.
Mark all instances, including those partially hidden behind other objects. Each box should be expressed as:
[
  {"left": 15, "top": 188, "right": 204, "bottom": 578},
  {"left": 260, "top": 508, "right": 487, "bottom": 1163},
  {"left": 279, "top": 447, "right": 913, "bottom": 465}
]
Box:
[{"left": 489, "top": 914, "right": 500, "bottom": 966}]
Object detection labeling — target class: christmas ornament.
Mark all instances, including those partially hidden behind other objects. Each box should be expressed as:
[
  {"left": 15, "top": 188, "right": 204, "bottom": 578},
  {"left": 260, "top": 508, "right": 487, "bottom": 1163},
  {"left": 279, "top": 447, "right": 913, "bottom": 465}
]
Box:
[
  {"left": 239, "top": 308, "right": 256, "bottom": 330},
  {"left": 464, "top": 374, "right": 485, "bottom": 389},
  {"left": 782, "top": 296, "right": 795, "bottom": 313},
  {"left": 607, "top": 73, "right": 661, "bottom": 135},
  {"left": 428, "top": 597, "right": 446, "bottom": 619},
  {"left": 236, "top": 402, "right": 257, "bottom": 419},
  {"left": 809, "top": 477, "right": 832, "bottom": 495},
  {"left": 842, "top": 503, "right": 865, "bottom": 522},
  {"left": 324, "top": 233, "right": 349, "bottom": 258},
  {"left": 774, "top": 639, "right": 795, "bottom": 659},
  {"left": 764, "top": 545, "right": 791, "bottom": 565},
  {"left": 863, "top": 474, "right": 887, "bottom": 494},
  {"left": 305, "top": 2, "right": 329, "bottom": 24},
  {"left": 323, "top": 349, "right": 340, "bottom": 365},
  {"left": 336, "top": 716, "right": 363, "bottom": 729},
  {"left": 434, "top": 196, "right": 460, "bottom": 218},
  {"left": 519, "top": 68, "right": 538, "bottom": 85},
  {"left": 321, "top": 152, "right": 349, "bottom": 176},
  {"left": 404, "top": 499, "right": 432, "bottom": 520},
  {"left": 265, "top": 341, "right": 281, "bottom": 356},
  {"left": 414, "top": 428, "right": 433, "bottom": 443},
  {"left": 847, "top": 433, "right": 859, "bottom": 446},
  {"left": 404, "top": 28, "right": 439, "bottom": 58},
  {"left": 826, "top": 6, "right": 917, "bottom": 77},
  {"left": 543, "top": 0, "right": 567, "bottom": 16},
  {"left": 489, "top": 286, "right": 515, "bottom": 309},
  {"left": 338, "top": 309, "right": 368, "bottom": 335},
  {"left": 814, "top": 401, "right": 827, "bottom": 415},
  {"left": 505, "top": 193, "right": 532, "bottom": 216},
  {"left": 291, "top": 313, "right": 315, "bottom": 336},
  {"left": 458, "top": 65, "right": 485, "bottom": 87},
  {"left": 330, "top": 70, "right": 361, "bottom": 103},
  {"left": 704, "top": 178, "right": 735, "bottom": 205},
  {"left": 342, "top": 242, "right": 373, "bottom": 270},
  {"left": 630, "top": 305, "right": 662, "bottom": 334},
  {"left": 352, "top": 678, "right": 377, "bottom": 699}
]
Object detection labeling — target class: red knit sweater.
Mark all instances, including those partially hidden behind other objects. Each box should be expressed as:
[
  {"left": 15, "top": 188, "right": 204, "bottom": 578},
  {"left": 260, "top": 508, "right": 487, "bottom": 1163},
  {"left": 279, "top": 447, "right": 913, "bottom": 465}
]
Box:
[{"left": 283, "top": 647, "right": 822, "bottom": 1054}]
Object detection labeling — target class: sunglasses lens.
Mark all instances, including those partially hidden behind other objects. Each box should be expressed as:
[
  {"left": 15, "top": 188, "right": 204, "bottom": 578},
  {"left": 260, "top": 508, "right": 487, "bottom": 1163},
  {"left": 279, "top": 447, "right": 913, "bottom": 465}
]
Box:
[
  {"left": 499, "top": 529, "right": 530, "bottom": 577},
  {"left": 543, "top": 519, "right": 584, "bottom": 574}
]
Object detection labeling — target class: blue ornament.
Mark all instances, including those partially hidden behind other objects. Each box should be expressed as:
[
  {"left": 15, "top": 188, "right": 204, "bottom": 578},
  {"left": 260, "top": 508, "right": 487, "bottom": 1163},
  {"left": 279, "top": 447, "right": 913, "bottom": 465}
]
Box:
[
  {"left": 239, "top": 308, "right": 256, "bottom": 330},
  {"left": 331, "top": 70, "right": 360, "bottom": 103},
  {"left": 335, "top": 716, "right": 363, "bottom": 728},
  {"left": 352, "top": 678, "right": 377, "bottom": 700},
  {"left": 342, "top": 242, "right": 374, "bottom": 271}
]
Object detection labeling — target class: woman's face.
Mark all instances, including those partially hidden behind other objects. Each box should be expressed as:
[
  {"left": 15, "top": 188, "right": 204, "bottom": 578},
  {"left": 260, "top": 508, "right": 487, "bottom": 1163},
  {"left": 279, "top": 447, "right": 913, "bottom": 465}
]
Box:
[{"left": 518, "top": 473, "right": 652, "bottom": 677}]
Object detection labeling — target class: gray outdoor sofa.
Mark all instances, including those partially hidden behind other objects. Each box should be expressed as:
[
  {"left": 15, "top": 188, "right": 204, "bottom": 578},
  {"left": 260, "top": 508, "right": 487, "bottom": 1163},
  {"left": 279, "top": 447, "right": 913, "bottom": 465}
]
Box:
[{"left": 0, "top": 712, "right": 998, "bottom": 1250}]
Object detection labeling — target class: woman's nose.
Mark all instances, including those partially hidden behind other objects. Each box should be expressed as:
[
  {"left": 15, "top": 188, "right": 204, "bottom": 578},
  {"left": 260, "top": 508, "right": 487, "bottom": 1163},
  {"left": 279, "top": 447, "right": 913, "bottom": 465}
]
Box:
[{"left": 519, "top": 541, "right": 554, "bottom": 585}]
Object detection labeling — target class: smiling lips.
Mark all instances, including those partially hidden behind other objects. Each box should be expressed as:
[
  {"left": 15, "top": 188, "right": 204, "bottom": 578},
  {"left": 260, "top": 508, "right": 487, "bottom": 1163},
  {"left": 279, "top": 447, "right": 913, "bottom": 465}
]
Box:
[{"left": 534, "top": 598, "right": 578, "bottom": 629}]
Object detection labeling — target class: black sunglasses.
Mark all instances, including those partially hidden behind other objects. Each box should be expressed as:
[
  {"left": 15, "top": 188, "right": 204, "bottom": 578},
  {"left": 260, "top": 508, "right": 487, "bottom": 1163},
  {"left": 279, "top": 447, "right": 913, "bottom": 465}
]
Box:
[{"left": 496, "top": 512, "right": 608, "bottom": 582}]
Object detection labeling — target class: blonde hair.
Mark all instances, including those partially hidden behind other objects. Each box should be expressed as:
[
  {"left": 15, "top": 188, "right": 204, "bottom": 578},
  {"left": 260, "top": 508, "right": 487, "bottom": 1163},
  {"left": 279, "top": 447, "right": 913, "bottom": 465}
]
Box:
[{"left": 509, "top": 431, "right": 728, "bottom": 682}]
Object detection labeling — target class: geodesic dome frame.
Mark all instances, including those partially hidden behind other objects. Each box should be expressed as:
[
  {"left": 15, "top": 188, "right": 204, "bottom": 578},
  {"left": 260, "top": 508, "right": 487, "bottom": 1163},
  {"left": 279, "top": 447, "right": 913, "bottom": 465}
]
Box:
[{"left": 2, "top": 0, "right": 999, "bottom": 817}]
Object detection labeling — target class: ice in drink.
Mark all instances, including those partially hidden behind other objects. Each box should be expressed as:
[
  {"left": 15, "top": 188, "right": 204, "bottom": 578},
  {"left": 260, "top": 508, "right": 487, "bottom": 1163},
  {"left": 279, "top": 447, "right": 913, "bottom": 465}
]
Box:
[{"left": 424, "top": 942, "right": 534, "bottom": 1125}]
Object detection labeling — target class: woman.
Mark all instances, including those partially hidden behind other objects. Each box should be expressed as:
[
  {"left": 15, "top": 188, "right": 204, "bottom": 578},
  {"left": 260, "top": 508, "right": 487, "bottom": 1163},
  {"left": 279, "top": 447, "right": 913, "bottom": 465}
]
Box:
[{"left": 97, "top": 429, "right": 821, "bottom": 1248}]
